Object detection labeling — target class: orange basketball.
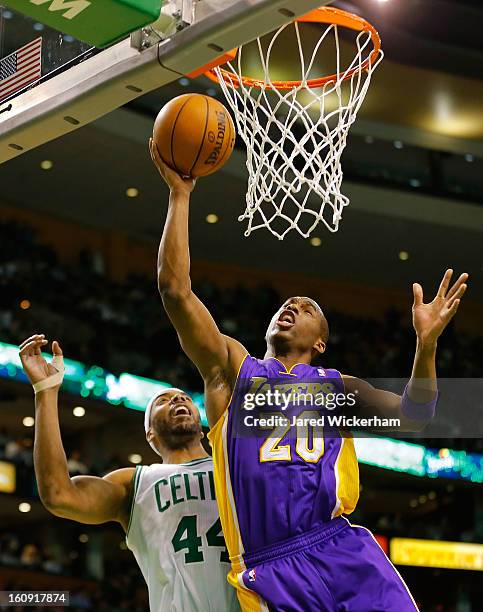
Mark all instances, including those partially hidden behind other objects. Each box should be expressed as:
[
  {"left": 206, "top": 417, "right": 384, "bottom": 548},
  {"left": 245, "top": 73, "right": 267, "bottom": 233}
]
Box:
[{"left": 153, "top": 93, "right": 236, "bottom": 178}]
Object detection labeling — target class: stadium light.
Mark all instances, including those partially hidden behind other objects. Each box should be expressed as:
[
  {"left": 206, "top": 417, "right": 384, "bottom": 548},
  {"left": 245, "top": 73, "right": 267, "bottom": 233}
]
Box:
[
  {"left": 73, "top": 406, "right": 86, "bottom": 417},
  {"left": 1, "top": 341, "right": 482, "bottom": 484},
  {"left": 23, "top": 416, "right": 35, "bottom": 427},
  {"left": 19, "top": 503, "right": 31, "bottom": 513},
  {"left": 129, "top": 454, "right": 143, "bottom": 464},
  {"left": 390, "top": 538, "right": 483, "bottom": 572}
]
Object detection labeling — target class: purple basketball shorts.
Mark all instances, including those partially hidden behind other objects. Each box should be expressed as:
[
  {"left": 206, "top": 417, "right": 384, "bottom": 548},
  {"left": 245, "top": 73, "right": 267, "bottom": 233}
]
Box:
[{"left": 234, "top": 517, "right": 418, "bottom": 611}]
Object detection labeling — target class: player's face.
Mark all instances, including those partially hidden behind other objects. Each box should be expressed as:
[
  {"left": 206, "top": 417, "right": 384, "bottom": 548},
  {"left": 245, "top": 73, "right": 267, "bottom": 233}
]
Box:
[
  {"left": 266, "top": 297, "right": 327, "bottom": 355},
  {"left": 150, "top": 390, "right": 202, "bottom": 444}
]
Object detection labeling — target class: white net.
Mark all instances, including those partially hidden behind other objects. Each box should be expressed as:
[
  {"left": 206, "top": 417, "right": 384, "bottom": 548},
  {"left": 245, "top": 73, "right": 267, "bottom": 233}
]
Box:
[{"left": 213, "top": 12, "right": 383, "bottom": 240}]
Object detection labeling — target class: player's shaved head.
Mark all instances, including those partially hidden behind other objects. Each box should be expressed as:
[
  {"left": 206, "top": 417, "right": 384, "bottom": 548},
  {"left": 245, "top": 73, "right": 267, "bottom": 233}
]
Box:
[
  {"left": 266, "top": 296, "right": 329, "bottom": 361},
  {"left": 296, "top": 297, "right": 329, "bottom": 343},
  {"left": 146, "top": 389, "right": 203, "bottom": 456},
  {"left": 284, "top": 297, "right": 329, "bottom": 343}
]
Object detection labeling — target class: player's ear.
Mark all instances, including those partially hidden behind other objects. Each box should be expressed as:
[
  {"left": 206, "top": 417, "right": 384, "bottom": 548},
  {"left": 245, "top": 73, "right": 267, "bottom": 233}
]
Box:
[{"left": 313, "top": 338, "right": 326, "bottom": 355}]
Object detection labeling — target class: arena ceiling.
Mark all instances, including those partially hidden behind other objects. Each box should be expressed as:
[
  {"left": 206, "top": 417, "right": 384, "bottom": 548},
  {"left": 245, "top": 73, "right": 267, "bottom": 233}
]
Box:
[
  {"left": 0, "top": 0, "right": 482, "bottom": 300},
  {"left": 1, "top": 116, "right": 482, "bottom": 301}
]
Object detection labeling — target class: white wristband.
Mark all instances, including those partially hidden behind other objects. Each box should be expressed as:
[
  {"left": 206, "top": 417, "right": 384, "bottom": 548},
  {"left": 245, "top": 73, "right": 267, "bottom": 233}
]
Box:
[{"left": 33, "top": 354, "right": 65, "bottom": 393}]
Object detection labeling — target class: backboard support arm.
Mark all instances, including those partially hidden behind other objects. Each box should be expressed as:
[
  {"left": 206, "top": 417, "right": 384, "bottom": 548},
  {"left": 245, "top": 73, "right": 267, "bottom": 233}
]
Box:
[{"left": 0, "top": 0, "right": 332, "bottom": 164}]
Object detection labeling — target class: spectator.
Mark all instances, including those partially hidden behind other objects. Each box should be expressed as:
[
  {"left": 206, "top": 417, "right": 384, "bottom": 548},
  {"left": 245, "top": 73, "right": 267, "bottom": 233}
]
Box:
[
  {"left": 0, "top": 532, "right": 21, "bottom": 566},
  {"left": 20, "top": 543, "right": 41, "bottom": 568},
  {"left": 5, "top": 438, "right": 23, "bottom": 464},
  {"left": 67, "top": 450, "right": 88, "bottom": 476}
]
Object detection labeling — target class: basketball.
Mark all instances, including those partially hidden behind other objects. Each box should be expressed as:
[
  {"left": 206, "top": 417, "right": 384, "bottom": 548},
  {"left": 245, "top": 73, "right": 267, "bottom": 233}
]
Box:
[
  {"left": 152, "top": 93, "right": 236, "bottom": 178},
  {"left": 3, "top": 3, "right": 482, "bottom": 612}
]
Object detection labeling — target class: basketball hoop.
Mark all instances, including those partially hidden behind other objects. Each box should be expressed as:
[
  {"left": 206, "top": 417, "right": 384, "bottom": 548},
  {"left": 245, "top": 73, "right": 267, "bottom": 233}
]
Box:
[{"left": 206, "top": 7, "right": 383, "bottom": 240}]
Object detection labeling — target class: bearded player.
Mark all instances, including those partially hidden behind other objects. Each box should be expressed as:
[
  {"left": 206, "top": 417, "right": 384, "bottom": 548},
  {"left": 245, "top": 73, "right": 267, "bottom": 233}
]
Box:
[
  {"left": 19, "top": 334, "right": 240, "bottom": 612},
  {"left": 150, "top": 140, "right": 468, "bottom": 611}
]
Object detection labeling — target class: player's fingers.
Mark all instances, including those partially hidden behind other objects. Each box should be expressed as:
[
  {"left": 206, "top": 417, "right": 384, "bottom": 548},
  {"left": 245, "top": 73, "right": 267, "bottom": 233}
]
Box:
[
  {"left": 443, "top": 299, "right": 460, "bottom": 321},
  {"left": 447, "top": 284, "right": 467, "bottom": 306},
  {"left": 149, "top": 138, "right": 160, "bottom": 165},
  {"left": 436, "top": 269, "right": 453, "bottom": 298},
  {"left": 34, "top": 339, "right": 47, "bottom": 355},
  {"left": 149, "top": 138, "right": 163, "bottom": 165},
  {"left": 412, "top": 283, "right": 424, "bottom": 307},
  {"left": 19, "top": 337, "right": 46, "bottom": 352},
  {"left": 149, "top": 138, "right": 156, "bottom": 162},
  {"left": 19, "top": 338, "right": 47, "bottom": 357},
  {"left": 19, "top": 337, "right": 34, "bottom": 350},
  {"left": 52, "top": 340, "right": 63, "bottom": 356},
  {"left": 19, "top": 334, "right": 44, "bottom": 350},
  {"left": 19, "top": 340, "right": 39, "bottom": 356},
  {"left": 446, "top": 273, "right": 468, "bottom": 301},
  {"left": 149, "top": 140, "right": 171, "bottom": 182}
]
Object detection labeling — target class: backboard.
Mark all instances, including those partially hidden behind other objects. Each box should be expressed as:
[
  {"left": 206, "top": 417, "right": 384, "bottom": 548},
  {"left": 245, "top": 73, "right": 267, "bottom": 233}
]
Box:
[
  {"left": 0, "top": 7, "right": 95, "bottom": 101},
  {"left": 0, "top": 0, "right": 333, "bottom": 164}
]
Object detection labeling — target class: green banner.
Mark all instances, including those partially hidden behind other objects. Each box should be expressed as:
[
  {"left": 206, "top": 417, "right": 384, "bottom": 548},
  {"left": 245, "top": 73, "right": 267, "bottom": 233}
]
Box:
[
  {"left": 2, "top": 0, "right": 162, "bottom": 47},
  {"left": 1, "top": 340, "right": 482, "bottom": 483}
]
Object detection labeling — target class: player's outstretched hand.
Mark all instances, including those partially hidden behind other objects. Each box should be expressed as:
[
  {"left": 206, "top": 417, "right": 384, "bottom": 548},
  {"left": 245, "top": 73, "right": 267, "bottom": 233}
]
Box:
[
  {"left": 412, "top": 269, "right": 468, "bottom": 345},
  {"left": 149, "top": 138, "right": 196, "bottom": 194},
  {"left": 19, "top": 334, "right": 63, "bottom": 388}
]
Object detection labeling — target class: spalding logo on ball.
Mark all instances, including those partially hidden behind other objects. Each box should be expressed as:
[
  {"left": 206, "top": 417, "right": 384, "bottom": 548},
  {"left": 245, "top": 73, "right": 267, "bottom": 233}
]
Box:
[{"left": 153, "top": 93, "right": 236, "bottom": 178}]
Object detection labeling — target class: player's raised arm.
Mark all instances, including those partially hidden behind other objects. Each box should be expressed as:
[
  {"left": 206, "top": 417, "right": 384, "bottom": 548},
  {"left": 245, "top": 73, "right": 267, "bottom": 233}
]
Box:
[
  {"left": 19, "top": 335, "right": 133, "bottom": 528},
  {"left": 344, "top": 269, "right": 469, "bottom": 431},
  {"left": 149, "top": 140, "right": 246, "bottom": 406}
]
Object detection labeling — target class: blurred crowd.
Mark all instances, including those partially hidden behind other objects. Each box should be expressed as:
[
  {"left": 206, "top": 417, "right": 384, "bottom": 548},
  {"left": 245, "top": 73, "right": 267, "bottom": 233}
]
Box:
[
  {"left": 0, "top": 527, "right": 147, "bottom": 611},
  {"left": 0, "top": 432, "right": 104, "bottom": 476},
  {"left": 357, "top": 503, "right": 480, "bottom": 544},
  {"left": 0, "top": 429, "right": 121, "bottom": 497},
  {"left": 0, "top": 219, "right": 480, "bottom": 610},
  {"left": 0, "top": 531, "right": 78, "bottom": 576},
  {"left": 1, "top": 220, "right": 482, "bottom": 389},
  {"left": 1, "top": 219, "right": 482, "bottom": 452},
  {"left": 1, "top": 426, "right": 479, "bottom": 543},
  {"left": 0, "top": 519, "right": 475, "bottom": 612}
]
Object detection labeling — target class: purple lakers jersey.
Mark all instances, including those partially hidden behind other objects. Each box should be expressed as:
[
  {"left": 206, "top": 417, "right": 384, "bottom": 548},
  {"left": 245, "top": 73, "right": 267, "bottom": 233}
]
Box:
[{"left": 208, "top": 355, "right": 359, "bottom": 573}]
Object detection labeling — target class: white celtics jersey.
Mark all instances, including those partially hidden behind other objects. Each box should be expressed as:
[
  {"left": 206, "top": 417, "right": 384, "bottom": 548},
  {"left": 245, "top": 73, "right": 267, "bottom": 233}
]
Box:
[{"left": 126, "top": 457, "right": 240, "bottom": 612}]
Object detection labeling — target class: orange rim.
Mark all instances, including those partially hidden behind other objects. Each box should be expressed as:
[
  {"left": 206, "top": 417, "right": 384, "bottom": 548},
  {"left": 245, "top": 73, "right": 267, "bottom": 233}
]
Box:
[{"left": 205, "top": 7, "right": 381, "bottom": 90}]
